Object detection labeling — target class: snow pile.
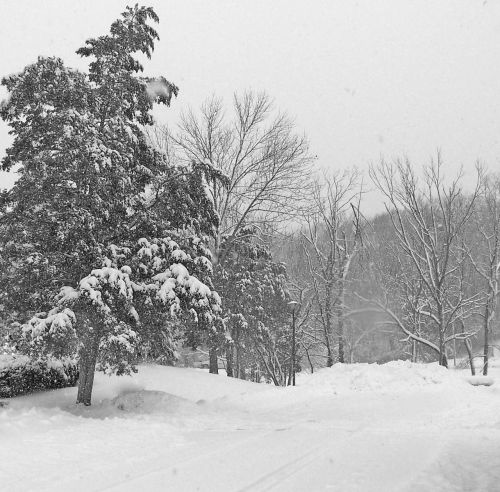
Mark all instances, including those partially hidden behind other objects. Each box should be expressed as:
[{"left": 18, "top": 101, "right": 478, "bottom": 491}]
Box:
[
  {"left": 106, "top": 390, "right": 199, "bottom": 415},
  {"left": 298, "top": 360, "right": 467, "bottom": 394},
  {"left": 467, "top": 375, "right": 495, "bottom": 386}
]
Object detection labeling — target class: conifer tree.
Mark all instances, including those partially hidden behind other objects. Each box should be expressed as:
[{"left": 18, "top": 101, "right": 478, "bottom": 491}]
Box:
[
  {"left": 0, "top": 5, "right": 223, "bottom": 405},
  {"left": 216, "top": 228, "right": 292, "bottom": 384}
]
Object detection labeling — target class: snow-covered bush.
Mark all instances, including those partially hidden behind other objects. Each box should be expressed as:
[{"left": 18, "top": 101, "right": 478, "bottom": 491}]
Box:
[{"left": 0, "top": 355, "right": 78, "bottom": 398}]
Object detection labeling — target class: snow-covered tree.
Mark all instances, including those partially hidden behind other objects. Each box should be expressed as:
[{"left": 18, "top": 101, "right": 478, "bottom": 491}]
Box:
[
  {"left": 0, "top": 5, "right": 223, "bottom": 405},
  {"left": 368, "top": 157, "right": 481, "bottom": 367},
  {"left": 300, "top": 170, "right": 363, "bottom": 365},
  {"left": 216, "top": 228, "right": 292, "bottom": 384},
  {"left": 464, "top": 171, "right": 500, "bottom": 375},
  {"left": 146, "top": 93, "right": 313, "bottom": 372}
]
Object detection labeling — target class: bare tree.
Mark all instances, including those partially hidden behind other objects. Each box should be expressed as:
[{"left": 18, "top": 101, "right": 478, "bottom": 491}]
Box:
[
  {"left": 464, "top": 171, "right": 500, "bottom": 375},
  {"left": 154, "top": 92, "right": 312, "bottom": 256},
  {"left": 368, "top": 156, "right": 480, "bottom": 366},
  {"left": 148, "top": 91, "right": 313, "bottom": 372},
  {"left": 301, "top": 170, "right": 363, "bottom": 365}
]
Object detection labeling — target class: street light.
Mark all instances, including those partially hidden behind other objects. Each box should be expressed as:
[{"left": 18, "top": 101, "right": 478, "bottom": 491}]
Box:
[{"left": 287, "top": 300, "right": 300, "bottom": 386}]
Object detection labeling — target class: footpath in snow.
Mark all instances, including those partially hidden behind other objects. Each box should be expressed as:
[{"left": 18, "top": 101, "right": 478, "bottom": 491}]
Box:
[{"left": 2, "top": 360, "right": 500, "bottom": 491}]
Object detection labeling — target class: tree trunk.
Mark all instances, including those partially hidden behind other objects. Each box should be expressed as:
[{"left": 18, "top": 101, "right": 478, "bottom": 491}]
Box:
[
  {"left": 483, "top": 302, "right": 490, "bottom": 376},
  {"left": 226, "top": 344, "right": 234, "bottom": 377},
  {"left": 325, "top": 281, "right": 334, "bottom": 367},
  {"left": 326, "top": 350, "right": 334, "bottom": 367},
  {"left": 304, "top": 346, "right": 314, "bottom": 373},
  {"left": 464, "top": 338, "right": 475, "bottom": 376},
  {"left": 235, "top": 344, "right": 240, "bottom": 378},
  {"left": 76, "top": 335, "right": 100, "bottom": 406},
  {"left": 438, "top": 345, "right": 448, "bottom": 368},
  {"left": 438, "top": 329, "right": 448, "bottom": 368},
  {"left": 439, "top": 352, "right": 448, "bottom": 368},
  {"left": 337, "top": 315, "right": 345, "bottom": 364},
  {"left": 411, "top": 339, "right": 417, "bottom": 363},
  {"left": 336, "top": 287, "right": 346, "bottom": 363},
  {"left": 209, "top": 347, "right": 218, "bottom": 374},
  {"left": 324, "top": 314, "right": 334, "bottom": 367},
  {"left": 235, "top": 327, "right": 241, "bottom": 378}
]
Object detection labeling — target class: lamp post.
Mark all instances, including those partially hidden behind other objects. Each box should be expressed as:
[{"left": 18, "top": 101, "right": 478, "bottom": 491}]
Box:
[{"left": 287, "top": 300, "right": 300, "bottom": 386}]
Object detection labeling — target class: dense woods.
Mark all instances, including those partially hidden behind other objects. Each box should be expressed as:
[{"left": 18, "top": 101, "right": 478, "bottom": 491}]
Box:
[{"left": 1, "top": 5, "right": 499, "bottom": 406}]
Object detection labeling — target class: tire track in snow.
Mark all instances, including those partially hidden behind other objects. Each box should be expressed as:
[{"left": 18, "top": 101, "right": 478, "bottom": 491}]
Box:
[
  {"left": 97, "top": 426, "right": 317, "bottom": 491},
  {"left": 98, "top": 422, "right": 361, "bottom": 492},
  {"left": 236, "top": 442, "right": 329, "bottom": 492}
]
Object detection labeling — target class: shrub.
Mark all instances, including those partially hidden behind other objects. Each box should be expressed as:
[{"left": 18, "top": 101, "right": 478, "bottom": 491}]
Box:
[{"left": 0, "top": 355, "right": 79, "bottom": 398}]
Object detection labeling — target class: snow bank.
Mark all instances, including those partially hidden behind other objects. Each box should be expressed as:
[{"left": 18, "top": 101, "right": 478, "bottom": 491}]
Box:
[
  {"left": 467, "top": 375, "right": 495, "bottom": 386},
  {"left": 297, "top": 360, "right": 467, "bottom": 394}
]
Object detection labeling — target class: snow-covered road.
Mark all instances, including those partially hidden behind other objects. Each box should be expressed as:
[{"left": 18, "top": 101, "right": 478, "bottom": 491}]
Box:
[{"left": 2, "top": 362, "right": 500, "bottom": 491}]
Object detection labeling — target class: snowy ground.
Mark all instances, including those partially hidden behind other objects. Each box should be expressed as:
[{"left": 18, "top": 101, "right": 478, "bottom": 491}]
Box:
[{"left": 2, "top": 360, "right": 500, "bottom": 491}]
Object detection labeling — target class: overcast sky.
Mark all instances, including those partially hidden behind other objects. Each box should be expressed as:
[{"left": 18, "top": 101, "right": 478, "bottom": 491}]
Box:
[{"left": 1, "top": 0, "right": 499, "bottom": 212}]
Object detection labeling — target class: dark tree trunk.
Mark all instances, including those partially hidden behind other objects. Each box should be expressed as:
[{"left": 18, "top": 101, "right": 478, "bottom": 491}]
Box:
[
  {"left": 304, "top": 346, "right": 314, "bottom": 374},
  {"left": 324, "top": 313, "right": 334, "bottom": 367},
  {"left": 438, "top": 349, "right": 448, "bottom": 368},
  {"left": 235, "top": 327, "right": 241, "bottom": 378},
  {"left": 76, "top": 335, "right": 100, "bottom": 406},
  {"left": 326, "top": 351, "right": 334, "bottom": 367},
  {"left": 337, "top": 288, "right": 346, "bottom": 364},
  {"left": 337, "top": 321, "right": 345, "bottom": 364},
  {"left": 483, "top": 302, "right": 490, "bottom": 376},
  {"left": 235, "top": 344, "right": 240, "bottom": 378},
  {"left": 325, "top": 281, "right": 334, "bottom": 367},
  {"left": 226, "top": 345, "right": 234, "bottom": 377},
  {"left": 464, "top": 338, "right": 475, "bottom": 376},
  {"left": 209, "top": 347, "right": 218, "bottom": 374},
  {"left": 438, "top": 330, "right": 448, "bottom": 368}
]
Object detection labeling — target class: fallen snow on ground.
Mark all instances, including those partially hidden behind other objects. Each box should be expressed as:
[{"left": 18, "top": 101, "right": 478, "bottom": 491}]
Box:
[{"left": 1, "top": 361, "right": 500, "bottom": 491}]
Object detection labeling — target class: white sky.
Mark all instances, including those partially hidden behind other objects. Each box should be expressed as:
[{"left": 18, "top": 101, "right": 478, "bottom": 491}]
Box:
[{"left": 1, "top": 0, "right": 499, "bottom": 212}]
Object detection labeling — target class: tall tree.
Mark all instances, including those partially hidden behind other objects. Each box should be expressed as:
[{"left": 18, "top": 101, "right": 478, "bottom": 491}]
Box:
[
  {"left": 0, "top": 5, "right": 222, "bottom": 405},
  {"left": 464, "top": 171, "right": 500, "bottom": 375},
  {"left": 148, "top": 92, "right": 312, "bottom": 372},
  {"left": 301, "top": 170, "right": 363, "bottom": 365},
  {"left": 368, "top": 157, "right": 480, "bottom": 366}
]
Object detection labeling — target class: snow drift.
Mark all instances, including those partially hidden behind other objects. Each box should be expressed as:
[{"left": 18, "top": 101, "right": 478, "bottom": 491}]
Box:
[
  {"left": 297, "top": 360, "right": 467, "bottom": 394},
  {"left": 1, "top": 361, "right": 500, "bottom": 492}
]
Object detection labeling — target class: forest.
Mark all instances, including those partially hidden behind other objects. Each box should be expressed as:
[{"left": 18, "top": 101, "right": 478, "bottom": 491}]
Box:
[{"left": 1, "top": 5, "right": 499, "bottom": 408}]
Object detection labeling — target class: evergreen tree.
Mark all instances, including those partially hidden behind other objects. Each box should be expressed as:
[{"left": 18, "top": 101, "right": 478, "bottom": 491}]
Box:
[
  {"left": 0, "top": 5, "right": 223, "bottom": 405},
  {"left": 216, "top": 227, "right": 292, "bottom": 384}
]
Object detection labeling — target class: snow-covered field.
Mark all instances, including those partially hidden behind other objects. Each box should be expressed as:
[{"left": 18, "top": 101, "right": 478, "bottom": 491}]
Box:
[{"left": 2, "top": 361, "right": 500, "bottom": 491}]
